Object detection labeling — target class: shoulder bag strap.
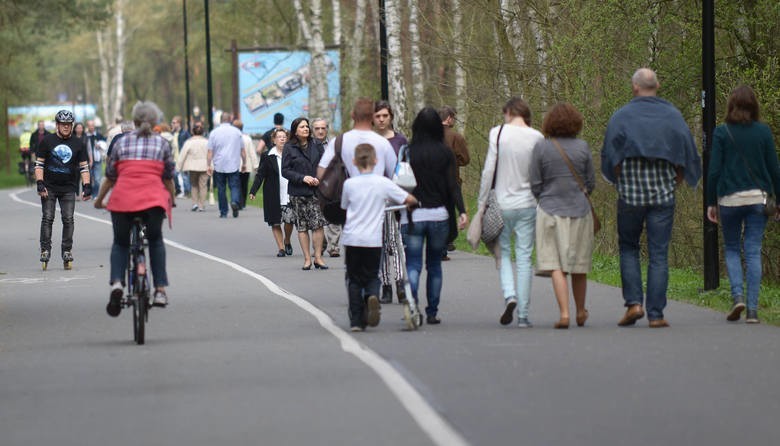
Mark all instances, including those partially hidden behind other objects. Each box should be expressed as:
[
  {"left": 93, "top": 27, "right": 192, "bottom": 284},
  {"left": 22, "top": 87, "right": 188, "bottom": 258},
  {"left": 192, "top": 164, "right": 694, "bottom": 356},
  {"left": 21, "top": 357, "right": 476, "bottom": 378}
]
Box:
[
  {"left": 551, "top": 138, "right": 593, "bottom": 206},
  {"left": 724, "top": 125, "right": 765, "bottom": 191},
  {"left": 491, "top": 125, "right": 504, "bottom": 190}
]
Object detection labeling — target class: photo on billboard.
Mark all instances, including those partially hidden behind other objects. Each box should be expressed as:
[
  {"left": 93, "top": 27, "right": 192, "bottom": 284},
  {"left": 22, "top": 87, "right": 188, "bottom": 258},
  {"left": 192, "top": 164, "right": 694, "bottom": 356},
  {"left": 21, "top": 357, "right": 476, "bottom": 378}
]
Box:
[{"left": 238, "top": 50, "right": 340, "bottom": 136}]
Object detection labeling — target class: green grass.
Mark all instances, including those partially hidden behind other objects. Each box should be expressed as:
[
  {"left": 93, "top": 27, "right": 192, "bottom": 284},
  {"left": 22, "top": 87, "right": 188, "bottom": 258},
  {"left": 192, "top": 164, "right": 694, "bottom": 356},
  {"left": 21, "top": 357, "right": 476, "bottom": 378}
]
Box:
[
  {"left": 0, "top": 166, "right": 29, "bottom": 189},
  {"left": 454, "top": 230, "right": 780, "bottom": 325},
  {"left": 588, "top": 252, "right": 780, "bottom": 325}
]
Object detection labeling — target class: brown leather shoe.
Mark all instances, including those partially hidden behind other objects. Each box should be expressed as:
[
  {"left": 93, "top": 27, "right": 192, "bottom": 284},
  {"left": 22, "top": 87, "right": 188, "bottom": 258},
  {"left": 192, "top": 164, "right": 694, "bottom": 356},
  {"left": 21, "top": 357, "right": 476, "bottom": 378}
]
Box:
[
  {"left": 649, "top": 319, "right": 670, "bottom": 328},
  {"left": 617, "top": 304, "right": 645, "bottom": 326}
]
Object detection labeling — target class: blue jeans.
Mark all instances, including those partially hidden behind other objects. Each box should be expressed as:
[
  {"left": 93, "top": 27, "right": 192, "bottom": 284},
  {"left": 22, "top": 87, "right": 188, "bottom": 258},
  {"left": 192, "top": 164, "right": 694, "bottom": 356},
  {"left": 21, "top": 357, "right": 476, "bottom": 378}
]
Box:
[
  {"left": 617, "top": 199, "right": 675, "bottom": 320},
  {"left": 719, "top": 204, "right": 767, "bottom": 311},
  {"left": 40, "top": 191, "right": 76, "bottom": 254},
  {"left": 91, "top": 161, "right": 103, "bottom": 191},
  {"left": 110, "top": 208, "right": 168, "bottom": 288},
  {"left": 499, "top": 207, "right": 536, "bottom": 319},
  {"left": 401, "top": 219, "right": 449, "bottom": 317},
  {"left": 213, "top": 170, "right": 240, "bottom": 217}
]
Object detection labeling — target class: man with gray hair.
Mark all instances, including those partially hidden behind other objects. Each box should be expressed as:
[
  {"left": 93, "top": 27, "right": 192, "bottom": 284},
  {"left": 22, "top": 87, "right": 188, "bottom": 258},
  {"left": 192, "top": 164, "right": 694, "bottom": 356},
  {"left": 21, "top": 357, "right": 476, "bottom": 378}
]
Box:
[
  {"left": 601, "top": 68, "right": 701, "bottom": 328},
  {"left": 207, "top": 112, "right": 246, "bottom": 218},
  {"left": 311, "top": 117, "right": 341, "bottom": 257}
]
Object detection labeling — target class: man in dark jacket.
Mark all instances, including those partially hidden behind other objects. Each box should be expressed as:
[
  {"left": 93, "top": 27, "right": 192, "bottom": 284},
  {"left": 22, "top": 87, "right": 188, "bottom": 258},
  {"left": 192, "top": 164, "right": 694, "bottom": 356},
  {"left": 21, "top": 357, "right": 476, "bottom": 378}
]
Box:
[{"left": 29, "top": 120, "right": 51, "bottom": 158}]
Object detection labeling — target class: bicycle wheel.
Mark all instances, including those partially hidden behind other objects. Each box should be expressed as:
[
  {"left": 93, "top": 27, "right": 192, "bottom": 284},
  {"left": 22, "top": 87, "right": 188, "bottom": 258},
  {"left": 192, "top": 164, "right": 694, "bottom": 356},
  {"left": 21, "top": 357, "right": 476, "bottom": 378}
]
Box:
[{"left": 133, "top": 276, "right": 147, "bottom": 345}]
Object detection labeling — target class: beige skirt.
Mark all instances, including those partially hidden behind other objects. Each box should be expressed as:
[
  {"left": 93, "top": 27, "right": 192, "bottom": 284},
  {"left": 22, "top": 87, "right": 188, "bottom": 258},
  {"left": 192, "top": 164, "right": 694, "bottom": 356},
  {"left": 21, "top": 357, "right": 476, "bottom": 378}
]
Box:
[{"left": 535, "top": 207, "right": 594, "bottom": 275}]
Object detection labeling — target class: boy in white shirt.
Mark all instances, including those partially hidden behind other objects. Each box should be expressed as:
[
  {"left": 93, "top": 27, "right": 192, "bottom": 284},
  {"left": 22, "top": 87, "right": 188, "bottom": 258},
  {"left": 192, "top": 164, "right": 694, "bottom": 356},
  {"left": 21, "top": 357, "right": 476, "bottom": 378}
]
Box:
[{"left": 341, "top": 143, "right": 417, "bottom": 332}]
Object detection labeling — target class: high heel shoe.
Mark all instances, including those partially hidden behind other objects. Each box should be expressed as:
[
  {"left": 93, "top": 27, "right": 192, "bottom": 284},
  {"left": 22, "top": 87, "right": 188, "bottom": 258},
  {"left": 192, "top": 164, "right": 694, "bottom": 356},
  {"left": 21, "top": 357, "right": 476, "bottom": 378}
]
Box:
[
  {"left": 313, "top": 261, "right": 328, "bottom": 270},
  {"left": 576, "top": 310, "right": 589, "bottom": 327},
  {"left": 554, "top": 317, "right": 570, "bottom": 329},
  {"left": 302, "top": 262, "right": 312, "bottom": 270}
]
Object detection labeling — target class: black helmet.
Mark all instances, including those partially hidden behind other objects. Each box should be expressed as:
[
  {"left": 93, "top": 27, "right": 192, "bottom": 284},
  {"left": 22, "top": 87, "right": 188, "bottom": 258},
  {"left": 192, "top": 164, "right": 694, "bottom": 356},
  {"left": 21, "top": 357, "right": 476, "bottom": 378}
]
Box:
[{"left": 55, "top": 110, "right": 75, "bottom": 124}]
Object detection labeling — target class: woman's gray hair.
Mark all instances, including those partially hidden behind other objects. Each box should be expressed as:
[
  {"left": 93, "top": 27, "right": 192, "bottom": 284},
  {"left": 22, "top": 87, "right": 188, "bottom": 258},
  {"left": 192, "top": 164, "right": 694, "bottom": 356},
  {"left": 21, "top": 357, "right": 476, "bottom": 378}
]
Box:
[{"left": 132, "top": 101, "right": 163, "bottom": 136}]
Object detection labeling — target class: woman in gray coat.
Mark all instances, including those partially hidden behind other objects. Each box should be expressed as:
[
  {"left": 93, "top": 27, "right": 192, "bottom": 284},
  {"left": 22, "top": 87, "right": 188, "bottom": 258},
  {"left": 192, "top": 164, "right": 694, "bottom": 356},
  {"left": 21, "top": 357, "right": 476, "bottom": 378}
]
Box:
[{"left": 529, "top": 103, "right": 596, "bottom": 329}]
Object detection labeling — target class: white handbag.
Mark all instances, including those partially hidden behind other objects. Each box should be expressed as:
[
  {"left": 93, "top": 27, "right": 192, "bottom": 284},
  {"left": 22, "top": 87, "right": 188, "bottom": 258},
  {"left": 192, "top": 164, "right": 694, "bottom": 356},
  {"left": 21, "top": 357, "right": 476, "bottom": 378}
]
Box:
[{"left": 393, "top": 145, "right": 417, "bottom": 192}]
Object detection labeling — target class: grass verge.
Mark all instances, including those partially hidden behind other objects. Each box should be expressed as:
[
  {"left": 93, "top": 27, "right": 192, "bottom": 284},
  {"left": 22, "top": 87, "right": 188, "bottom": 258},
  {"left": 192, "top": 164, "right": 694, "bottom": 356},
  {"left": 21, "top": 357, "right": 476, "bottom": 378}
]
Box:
[{"left": 454, "top": 232, "right": 780, "bottom": 326}]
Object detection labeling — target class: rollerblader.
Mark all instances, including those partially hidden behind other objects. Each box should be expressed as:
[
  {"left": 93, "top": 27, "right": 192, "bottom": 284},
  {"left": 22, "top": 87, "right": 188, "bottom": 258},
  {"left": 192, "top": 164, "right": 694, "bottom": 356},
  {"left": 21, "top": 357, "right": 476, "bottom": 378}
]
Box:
[{"left": 35, "top": 110, "right": 91, "bottom": 270}]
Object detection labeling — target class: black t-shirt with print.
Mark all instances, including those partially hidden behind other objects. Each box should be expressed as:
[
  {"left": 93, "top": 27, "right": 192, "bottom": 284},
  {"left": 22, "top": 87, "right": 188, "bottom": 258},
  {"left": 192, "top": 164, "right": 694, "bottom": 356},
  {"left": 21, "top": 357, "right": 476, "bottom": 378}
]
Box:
[{"left": 37, "top": 133, "right": 88, "bottom": 194}]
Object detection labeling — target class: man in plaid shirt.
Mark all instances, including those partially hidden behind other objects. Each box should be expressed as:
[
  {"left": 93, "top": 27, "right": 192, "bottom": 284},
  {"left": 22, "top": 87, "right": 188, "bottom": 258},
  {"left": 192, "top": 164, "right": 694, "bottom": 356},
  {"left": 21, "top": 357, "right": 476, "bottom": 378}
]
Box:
[{"left": 601, "top": 68, "right": 701, "bottom": 328}]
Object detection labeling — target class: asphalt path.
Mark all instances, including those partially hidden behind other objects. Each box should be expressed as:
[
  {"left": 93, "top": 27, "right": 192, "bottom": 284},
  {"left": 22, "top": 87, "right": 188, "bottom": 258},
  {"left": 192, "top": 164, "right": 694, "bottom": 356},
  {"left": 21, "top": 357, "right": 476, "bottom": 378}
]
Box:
[{"left": 2, "top": 187, "right": 779, "bottom": 446}]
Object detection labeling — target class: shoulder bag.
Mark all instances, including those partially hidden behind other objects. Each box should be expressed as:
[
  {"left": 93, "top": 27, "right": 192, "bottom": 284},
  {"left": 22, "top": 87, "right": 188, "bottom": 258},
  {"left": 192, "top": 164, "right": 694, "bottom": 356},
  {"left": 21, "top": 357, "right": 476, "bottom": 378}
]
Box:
[
  {"left": 724, "top": 125, "right": 776, "bottom": 216},
  {"left": 480, "top": 125, "right": 506, "bottom": 243},
  {"left": 551, "top": 138, "right": 601, "bottom": 234},
  {"left": 317, "top": 134, "right": 348, "bottom": 225}
]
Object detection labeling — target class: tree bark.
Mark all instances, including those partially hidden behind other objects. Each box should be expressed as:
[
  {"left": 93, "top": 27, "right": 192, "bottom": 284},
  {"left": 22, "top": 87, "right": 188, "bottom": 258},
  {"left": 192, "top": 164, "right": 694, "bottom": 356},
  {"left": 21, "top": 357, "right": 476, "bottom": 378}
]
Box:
[
  {"left": 96, "top": 30, "right": 111, "bottom": 124},
  {"left": 331, "top": 0, "right": 341, "bottom": 45},
  {"left": 293, "top": 0, "right": 330, "bottom": 122},
  {"left": 112, "top": 0, "right": 126, "bottom": 121},
  {"left": 385, "top": 0, "right": 408, "bottom": 130},
  {"left": 347, "top": 0, "right": 368, "bottom": 106},
  {"left": 452, "top": 0, "right": 466, "bottom": 134},
  {"left": 407, "top": 0, "right": 424, "bottom": 117}
]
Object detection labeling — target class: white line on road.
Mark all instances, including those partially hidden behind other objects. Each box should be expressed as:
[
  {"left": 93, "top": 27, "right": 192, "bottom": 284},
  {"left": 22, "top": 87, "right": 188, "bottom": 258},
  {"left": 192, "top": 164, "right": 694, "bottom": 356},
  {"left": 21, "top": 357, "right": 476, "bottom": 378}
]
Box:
[{"left": 9, "top": 189, "right": 469, "bottom": 446}]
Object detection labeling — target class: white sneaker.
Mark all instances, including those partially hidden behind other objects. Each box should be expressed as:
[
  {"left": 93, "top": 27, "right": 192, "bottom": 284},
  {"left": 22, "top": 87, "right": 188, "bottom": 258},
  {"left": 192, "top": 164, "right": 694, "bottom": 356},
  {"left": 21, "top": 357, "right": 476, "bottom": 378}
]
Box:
[{"left": 152, "top": 290, "right": 168, "bottom": 307}]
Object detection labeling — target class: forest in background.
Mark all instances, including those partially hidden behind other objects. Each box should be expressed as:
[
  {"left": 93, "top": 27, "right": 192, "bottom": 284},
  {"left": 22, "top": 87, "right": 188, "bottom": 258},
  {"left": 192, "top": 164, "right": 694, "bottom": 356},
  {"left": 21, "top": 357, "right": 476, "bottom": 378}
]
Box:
[{"left": 2, "top": 0, "right": 779, "bottom": 278}]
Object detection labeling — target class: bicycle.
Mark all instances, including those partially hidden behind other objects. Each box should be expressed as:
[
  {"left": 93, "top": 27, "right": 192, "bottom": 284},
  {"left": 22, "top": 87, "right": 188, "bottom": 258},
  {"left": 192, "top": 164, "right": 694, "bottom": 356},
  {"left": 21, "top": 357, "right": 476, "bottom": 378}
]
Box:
[
  {"left": 125, "top": 217, "right": 151, "bottom": 344},
  {"left": 384, "top": 204, "right": 423, "bottom": 330}
]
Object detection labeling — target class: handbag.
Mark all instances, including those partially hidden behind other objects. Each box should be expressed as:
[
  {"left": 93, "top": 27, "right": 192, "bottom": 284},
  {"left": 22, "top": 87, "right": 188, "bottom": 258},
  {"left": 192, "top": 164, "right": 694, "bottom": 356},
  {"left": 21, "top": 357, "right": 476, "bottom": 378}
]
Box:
[
  {"left": 551, "top": 138, "right": 601, "bottom": 234},
  {"left": 725, "top": 125, "right": 777, "bottom": 216},
  {"left": 393, "top": 145, "right": 417, "bottom": 192},
  {"left": 480, "top": 125, "right": 506, "bottom": 243},
  {"left": 317, "top": 134, "right": 348, "bottom": 224}
]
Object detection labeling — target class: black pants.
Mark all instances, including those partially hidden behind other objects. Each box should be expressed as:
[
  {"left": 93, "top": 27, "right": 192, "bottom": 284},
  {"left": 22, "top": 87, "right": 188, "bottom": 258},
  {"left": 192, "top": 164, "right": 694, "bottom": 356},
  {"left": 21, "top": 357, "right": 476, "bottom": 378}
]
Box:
[
  {"left": 345, "top": 246, "right": 382, "bottom": 328},
  {"left": 40, "top": 191, "right": 75, "bottom": 254},
  {"left": 239, "top": 172, "right": 250, "bottom": 209}
]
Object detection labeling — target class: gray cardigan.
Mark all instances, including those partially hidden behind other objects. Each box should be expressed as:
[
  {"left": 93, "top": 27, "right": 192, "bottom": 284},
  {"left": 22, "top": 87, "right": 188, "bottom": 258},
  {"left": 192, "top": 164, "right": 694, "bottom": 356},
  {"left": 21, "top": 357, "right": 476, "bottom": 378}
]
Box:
[{"left": 529, "top": 137, "right": 595, "bottom": 218}]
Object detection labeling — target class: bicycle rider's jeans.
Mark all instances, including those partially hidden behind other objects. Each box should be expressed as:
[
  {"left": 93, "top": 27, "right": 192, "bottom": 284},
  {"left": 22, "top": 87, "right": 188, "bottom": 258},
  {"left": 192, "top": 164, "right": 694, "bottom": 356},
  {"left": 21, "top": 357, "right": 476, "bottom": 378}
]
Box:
[
  {"left": 719, "top": 204, "right": 768, "bottom": 311},
  {"left": 110, "top": 207, "right": 168, "bottom": 289},
  {"left": 40, "top": 191, "right": 76, "bottom": 255}
]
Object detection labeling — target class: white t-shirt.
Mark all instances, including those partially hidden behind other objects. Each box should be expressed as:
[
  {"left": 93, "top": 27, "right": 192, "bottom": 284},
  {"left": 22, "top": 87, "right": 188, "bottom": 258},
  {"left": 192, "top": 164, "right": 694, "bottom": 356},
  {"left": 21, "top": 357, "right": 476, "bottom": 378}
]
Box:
[
  {"left": 319, "top": 129, "right": 397, "bottom": 179},
  {"left": 341, "top": 173, "right": 409, "bottom": 247}
]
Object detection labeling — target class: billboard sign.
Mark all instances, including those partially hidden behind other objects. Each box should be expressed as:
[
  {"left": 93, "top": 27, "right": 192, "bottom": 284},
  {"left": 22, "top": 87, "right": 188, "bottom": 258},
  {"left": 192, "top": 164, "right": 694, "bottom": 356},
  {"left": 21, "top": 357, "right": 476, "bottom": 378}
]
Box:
[
  {"left": 7, "top": 104, "right": 98, "bottom": 137},
  {"left": 238, "top": 50, "right": 341, "bottom": 135}
]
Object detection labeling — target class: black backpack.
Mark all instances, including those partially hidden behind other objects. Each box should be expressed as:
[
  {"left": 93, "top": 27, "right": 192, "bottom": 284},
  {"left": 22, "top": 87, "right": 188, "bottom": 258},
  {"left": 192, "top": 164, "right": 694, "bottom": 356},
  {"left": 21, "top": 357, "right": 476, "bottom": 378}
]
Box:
[{"left": 316, "top": 134, "right": 347, "bottom": 225}]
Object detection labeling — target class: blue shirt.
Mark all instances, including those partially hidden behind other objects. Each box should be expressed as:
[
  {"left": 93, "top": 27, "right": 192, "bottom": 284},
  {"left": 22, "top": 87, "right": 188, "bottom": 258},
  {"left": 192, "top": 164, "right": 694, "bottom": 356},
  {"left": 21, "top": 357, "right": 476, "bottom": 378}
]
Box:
[{"left": 207, "top": 123, "right": 244, "bottom": 173}]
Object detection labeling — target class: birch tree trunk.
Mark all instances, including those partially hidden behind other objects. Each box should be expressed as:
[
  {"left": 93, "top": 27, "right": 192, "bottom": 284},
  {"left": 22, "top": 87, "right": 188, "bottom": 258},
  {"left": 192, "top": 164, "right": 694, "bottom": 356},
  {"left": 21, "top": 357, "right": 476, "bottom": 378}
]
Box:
[
  {"left": 527, "top": 6, "right": 548, "bottom": 106},
  {"left": 293, "top": 0, "right": 312, "bottom": 43},
  {"left": 499, "top": 0, "right": 525, "bottom": 66},
  {"left": 331, "top": 0, "right": 341, "bottom": 45},
  {"left": 407, "top": 0, "right": 424, "bottom": 117},
  {"left": 452, "top": 0, "right": 466, "bottom": 134},
  {"left": 385, "top": 0, "right": 408, "bottom": 130},
  {"left": 347, "top": 0, "right": 368, "bottom": 106},
  {"left": 293, "top": 0, "right": 329, "bottom": 121},
  {"left": 112, "top": 0, "right": 126, "bottom": 121},
  {"left": 96, "top": 30, "right": 111, "bottom": 124}
]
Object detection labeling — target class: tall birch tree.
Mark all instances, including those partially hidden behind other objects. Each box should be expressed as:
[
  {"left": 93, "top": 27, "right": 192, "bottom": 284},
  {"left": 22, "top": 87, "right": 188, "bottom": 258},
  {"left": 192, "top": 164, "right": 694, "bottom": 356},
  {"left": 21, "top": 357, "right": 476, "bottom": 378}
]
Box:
[
  {"left": 293, "top": 0, "right": 330, "bottom": 121},
  {"left": 452, "top": 0, "right": 466, "bottom": 133},
  {"left": 384, "top": 0, "right": 408, "bottom": 130},
  {"left": 346, "top": 0, "right": 369, "bottom": 105},
  {"left": 112, "top": 0, "right": 126, "bottom": 121},
  {"left": 407, "top": 0, "right": 424, "bottom": 116}
]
